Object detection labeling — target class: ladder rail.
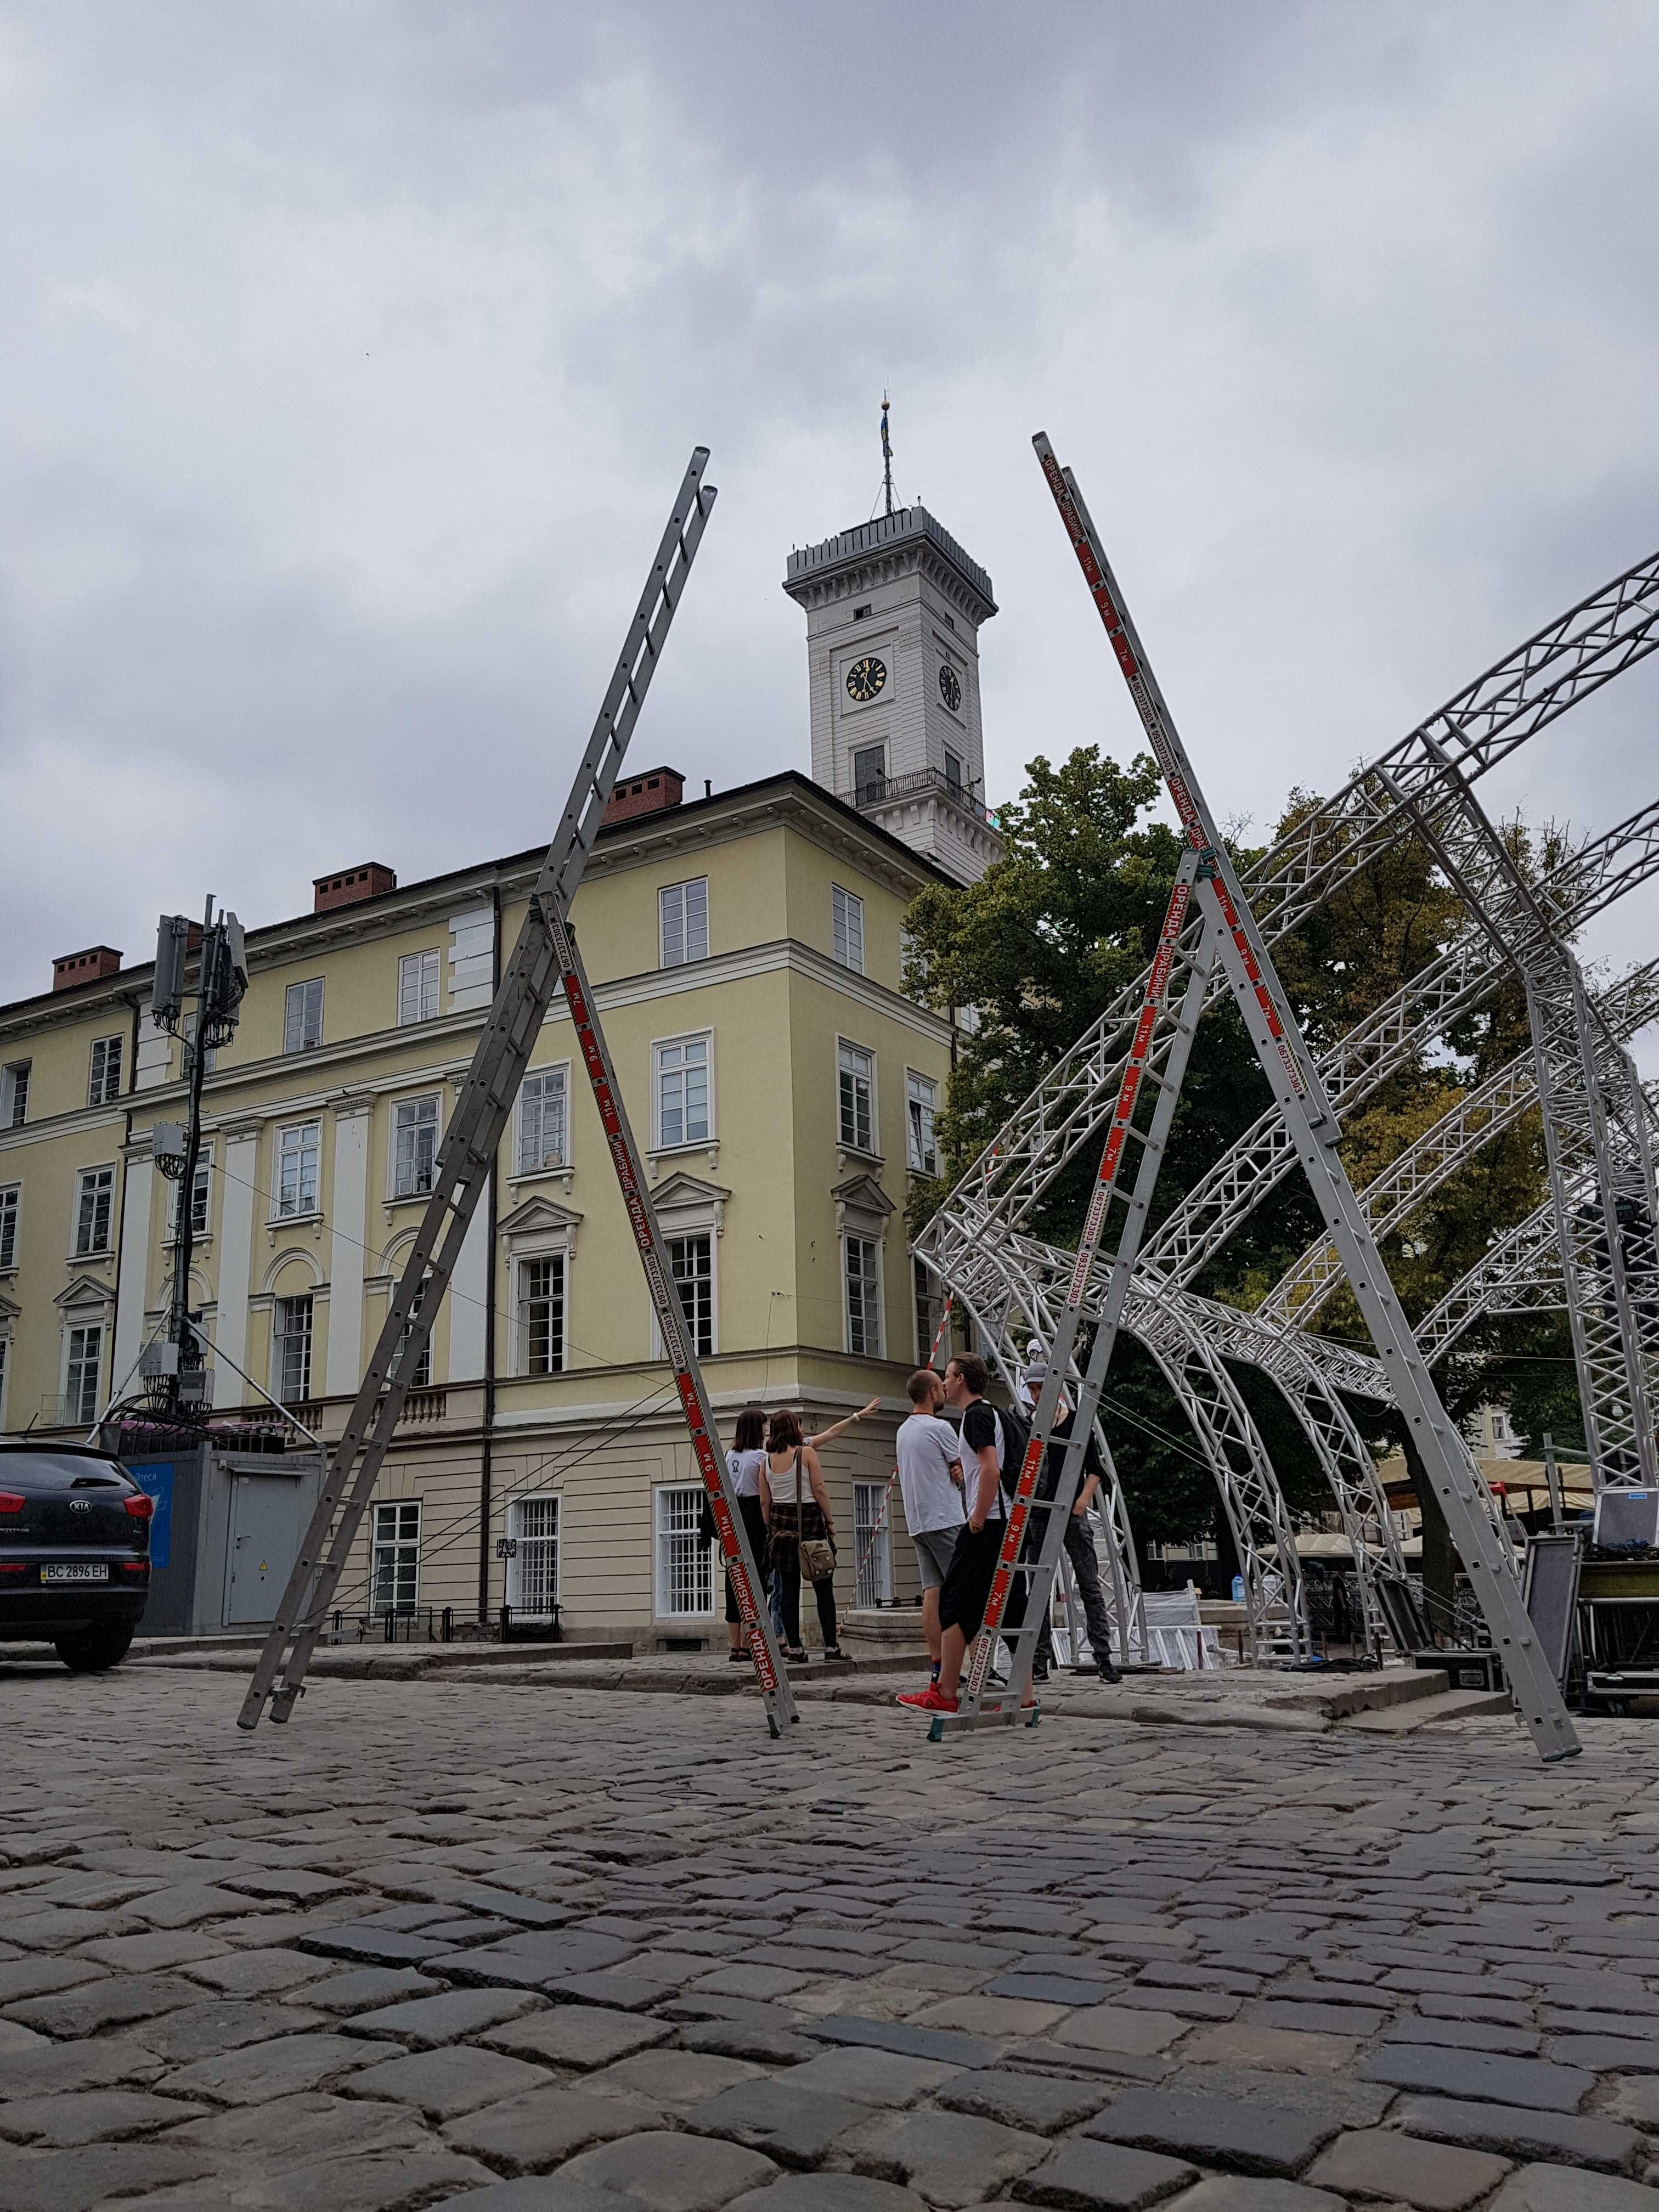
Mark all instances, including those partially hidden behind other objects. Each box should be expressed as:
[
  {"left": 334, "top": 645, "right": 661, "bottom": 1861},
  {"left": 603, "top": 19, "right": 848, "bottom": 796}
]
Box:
[
  {"left": 239, "top": 450, "right": 717, "bottom": 1731},
  {"left": 1020, "top": 433, "right": 1577, "bottom": 1763}
]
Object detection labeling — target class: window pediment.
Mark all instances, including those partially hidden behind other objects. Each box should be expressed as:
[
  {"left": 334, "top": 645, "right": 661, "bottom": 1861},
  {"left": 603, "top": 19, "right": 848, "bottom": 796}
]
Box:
[
  {"left": 55, "top": 1274, "right": 115, "bottom": 1312},
  {"left": 651, "top": 1170, "right": 731, "bottom": 1239},
  {"left": 832, "top": 1172, "right": 894, "bottom": 1239},
  {"left": 498, "top": 1194, "right": 583, "bottom": 1243}
]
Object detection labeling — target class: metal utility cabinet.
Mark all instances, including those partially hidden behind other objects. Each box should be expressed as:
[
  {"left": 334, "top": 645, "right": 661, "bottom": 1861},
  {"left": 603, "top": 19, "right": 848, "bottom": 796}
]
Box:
[{"left": 120, "top": 1446, "right": 324, "bottom": 1639}]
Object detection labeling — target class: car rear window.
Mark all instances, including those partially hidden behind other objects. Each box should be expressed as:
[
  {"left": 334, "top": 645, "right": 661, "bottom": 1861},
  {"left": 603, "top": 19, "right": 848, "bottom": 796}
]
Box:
[{"left": 0, "top": 1453, "right": 130, "bottom": 1492}]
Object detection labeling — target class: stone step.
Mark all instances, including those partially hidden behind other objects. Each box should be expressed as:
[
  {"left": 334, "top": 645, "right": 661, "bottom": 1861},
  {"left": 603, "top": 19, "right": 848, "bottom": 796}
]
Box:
[
  {"left": 1340, "top": 1686, "right": 1514, "bottom": 1733},
  {"left": 1267, "top": 1666, "right": 1452, "bottom": 1718}
]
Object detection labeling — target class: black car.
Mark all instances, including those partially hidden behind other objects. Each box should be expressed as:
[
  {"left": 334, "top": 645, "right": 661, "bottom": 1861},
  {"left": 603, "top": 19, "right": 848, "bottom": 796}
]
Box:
[{"left": 0, "top": 1442, "right": 151, "bottom": 1669}]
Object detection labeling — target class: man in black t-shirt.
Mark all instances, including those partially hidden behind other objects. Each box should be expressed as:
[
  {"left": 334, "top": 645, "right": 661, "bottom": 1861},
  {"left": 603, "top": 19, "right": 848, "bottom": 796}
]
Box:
[{"left": 897, "top": 1351, "right": 1030, "bottom": 1717}]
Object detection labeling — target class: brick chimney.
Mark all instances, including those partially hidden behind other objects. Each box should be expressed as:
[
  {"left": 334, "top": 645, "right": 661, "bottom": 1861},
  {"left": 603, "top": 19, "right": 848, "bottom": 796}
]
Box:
[
  {"left": 602, "top": 767, "right": 684, "bottom": 828},
  {"left": 313, "top": 862, "right": 397, "bottom": 915},
  {"left": 52, "top": 946, "right": 123, "bottom": 992}
]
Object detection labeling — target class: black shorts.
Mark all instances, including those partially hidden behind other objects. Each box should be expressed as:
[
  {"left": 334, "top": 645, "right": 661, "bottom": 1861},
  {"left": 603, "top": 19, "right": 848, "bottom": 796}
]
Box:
[{"left": 938, "top": 1518, "right": 1006, "bottom": 1640}]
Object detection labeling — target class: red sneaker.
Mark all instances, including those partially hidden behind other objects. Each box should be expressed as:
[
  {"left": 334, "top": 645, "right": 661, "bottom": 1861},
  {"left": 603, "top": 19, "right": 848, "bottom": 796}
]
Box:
[{"left": 896, "top": 1685, "right": 960, "bottom": 1713}]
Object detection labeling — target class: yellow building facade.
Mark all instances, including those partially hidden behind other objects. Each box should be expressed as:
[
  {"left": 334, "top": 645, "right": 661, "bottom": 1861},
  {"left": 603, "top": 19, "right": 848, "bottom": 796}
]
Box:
[{"left": 0, "top": 771, "right": 960, "bottom": 1640}]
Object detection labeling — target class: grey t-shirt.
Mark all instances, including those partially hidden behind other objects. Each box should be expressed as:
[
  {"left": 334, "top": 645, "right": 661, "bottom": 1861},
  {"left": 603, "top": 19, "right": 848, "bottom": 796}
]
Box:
[{"left": 896, "top": 1412, "right": 966, "bottom": 1536}]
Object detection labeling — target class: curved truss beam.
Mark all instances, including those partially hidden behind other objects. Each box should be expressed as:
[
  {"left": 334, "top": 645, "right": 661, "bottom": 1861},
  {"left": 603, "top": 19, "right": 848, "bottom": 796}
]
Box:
[
  {"left": 1142, "top": 795, "right": 1659, "bottom": 1294},
  {"left": 1263, "top": 957, "right": 1659, "bottom": 1328},
  {"left": 923, "top": 555, "right": 1659, "bottom": 1259}
]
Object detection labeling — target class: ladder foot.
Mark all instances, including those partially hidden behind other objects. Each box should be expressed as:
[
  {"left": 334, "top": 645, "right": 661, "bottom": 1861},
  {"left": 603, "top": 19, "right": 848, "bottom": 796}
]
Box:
[
  {"left": 1026, "top": 1703, "right": 1042, "bottom": 1728},
  {"left": 927, "top": 1717, "right": 945, "bottom": 1745}
]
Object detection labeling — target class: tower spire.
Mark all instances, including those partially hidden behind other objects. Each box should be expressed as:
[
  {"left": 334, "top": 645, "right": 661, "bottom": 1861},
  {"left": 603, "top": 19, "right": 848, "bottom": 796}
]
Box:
[{"left": 881, "top": 393, "right": 895, "bottom": 518}]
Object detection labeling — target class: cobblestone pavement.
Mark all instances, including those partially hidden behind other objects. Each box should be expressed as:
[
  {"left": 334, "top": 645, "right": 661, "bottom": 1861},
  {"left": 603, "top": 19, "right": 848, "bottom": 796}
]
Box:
[{"left": 5, "top": 1664, "right": 1659, "bottom": 2212}]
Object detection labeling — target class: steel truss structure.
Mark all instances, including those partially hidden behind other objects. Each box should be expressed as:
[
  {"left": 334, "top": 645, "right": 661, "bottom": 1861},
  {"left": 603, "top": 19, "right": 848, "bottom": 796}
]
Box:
[
  {"left": 923, "top": 435, "right": 1580, "bottom": 1759},
  {"left": 240, "top": 452, "right": 798, "bottom": 1740}
]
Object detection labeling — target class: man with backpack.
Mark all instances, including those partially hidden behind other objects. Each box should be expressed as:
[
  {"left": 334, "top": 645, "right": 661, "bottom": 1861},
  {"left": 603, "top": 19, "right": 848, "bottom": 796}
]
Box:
[{"left": 897, "top": 1351, "right": 1031, "bottom": 1717}]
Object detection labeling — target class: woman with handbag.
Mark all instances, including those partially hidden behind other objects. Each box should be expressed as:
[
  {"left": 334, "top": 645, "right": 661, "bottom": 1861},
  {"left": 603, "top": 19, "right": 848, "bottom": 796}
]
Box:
[
  {"left": 760, "top": 1409, "right": 845, "bottom": 1663},
  {"left": 723, "top": 1407, "right": 771, "bottom": 1662}
]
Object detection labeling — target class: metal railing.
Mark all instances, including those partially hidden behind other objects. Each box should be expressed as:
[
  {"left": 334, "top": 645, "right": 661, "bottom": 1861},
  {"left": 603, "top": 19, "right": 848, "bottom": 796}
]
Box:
[{"left": 854, "top": 765, "right": 994, "bottom": 825}]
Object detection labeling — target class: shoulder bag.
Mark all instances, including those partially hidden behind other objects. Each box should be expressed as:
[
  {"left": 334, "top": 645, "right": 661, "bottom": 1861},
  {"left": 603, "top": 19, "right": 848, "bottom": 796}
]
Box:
[{"left": 795, "top": 1451, "right": 837, "bottom": 1585}]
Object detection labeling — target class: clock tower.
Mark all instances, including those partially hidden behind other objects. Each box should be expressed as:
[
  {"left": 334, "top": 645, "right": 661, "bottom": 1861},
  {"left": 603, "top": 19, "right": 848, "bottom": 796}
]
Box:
[{"left": 782, "top": 495, "right": 1003, "bottom": 886}]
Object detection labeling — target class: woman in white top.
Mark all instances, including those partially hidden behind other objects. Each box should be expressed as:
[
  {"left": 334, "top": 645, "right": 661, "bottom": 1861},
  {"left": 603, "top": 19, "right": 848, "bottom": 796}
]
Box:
[
  {"left": 724, "top": 1407, "right": 770, "bottom": 1661},
  {"left": 759, "top": 1398, "right": 877, "bottom": 1662}
]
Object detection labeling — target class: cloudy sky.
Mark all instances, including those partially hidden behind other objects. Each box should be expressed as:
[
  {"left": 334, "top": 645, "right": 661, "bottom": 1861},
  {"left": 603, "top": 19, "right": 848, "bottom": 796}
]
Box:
[{"left": 3, "top": 1, "right": 1657, "bottom": 1059}]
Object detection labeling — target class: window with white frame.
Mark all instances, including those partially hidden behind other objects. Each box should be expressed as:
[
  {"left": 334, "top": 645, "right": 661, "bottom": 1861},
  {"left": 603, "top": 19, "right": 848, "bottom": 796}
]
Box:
[
  {"left": 74, "top": 1166, "right": 115, "bottom": 1256},
  {"left": 667, "top": 1232, "right": 714, "bottom": 1358},
  {"left": 274, "top": 1294, "right": 313, "bottom": 1404},
  {"left": 852, "top": 744, "right": 886, "bottom": 804},
  {"left": 838, "top": 1041, "right": 874, "bottom": 1154},
  {"left": 392, "top": 1093, "right": 439, "bottom": 1198},
  {"left": 520, "top": 1255, "right": 565, "bottom": 1375},
  {"left": 88, "top": 1035, "right": 124, "bottom": 1106},
  {"left": 914, "top": 1256, "right": 944, "bottom": 1367},
  {"left": 0, "top": 1184, "right": 18, "bottom": 1271},
  {"left": 167, "top": 1150, "right": 212, "bottom": 1240},
  {"left": 854, "top": 1481, "right": 893, "bottom": 1607},
  {"left": 659, "top": 878, "right": 708, "bottom": 968},
  {"left": 64, "top": 1322, "right": 103, "bottom": 1426},
  {"left": 906, "top": 1070, "right": 938, "bottom": 1174},
  {"left": 943, "top": 747, "right": 964, "bottom": 793},
  {"left": 393, "top": 1278, "right": 433, "bottom": 1391},
  {"left": 655, "top": 1485, "right": 715, "bottom": 1617},
  {"left": 844, "top": 1232, "right": 882, "bottom": 1358},
  {"left": 654, "top": 1033, "right": 710, "bottom": 1149},
  {"left": 275, "top": 1121, "right": 321, "bottom": 1217},
  {"left": 371, "top": 1499, "right": 421, "bottom": 1615},
  {"left": 283, "top": 978, "right": 324, "bottom": 1054},
  {"left": 1, "top": 1063, "right": 30, "bottom": 1128},
  {"left": 831, "top": 884, "right": 865, "bottom": 974},
  {"left": 508, "top": 1495, "right": 560, "bottom": 1613},
  {"left": 398, "top": 949, "right": 441, "bottom": 1027},
  {"left": 517, "top": 1066, "right": 568, "bottom": 1174}
]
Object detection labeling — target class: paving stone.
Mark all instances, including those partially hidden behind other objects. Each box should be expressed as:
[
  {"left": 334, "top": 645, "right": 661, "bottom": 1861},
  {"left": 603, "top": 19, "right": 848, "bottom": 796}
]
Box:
[
  {"left": 161, "top": 2087, "right": 434, "bottom": 2166},
  {"left": 1011, "top": 2137, "right": 1197, "bottom": 2210},
  {"left": 344, "top": 2041, "right": 553, "bottom": 2119},
  {"left": 1114, "top": 1990, "right": 1240, "bottom": 2023},
  {"left": 164, "top": 2030, "right": 398, "bottom": 2106},
  {"left": 770, "top": 2052, "right": 956, "bottom": 2111},
  {"left": 585, "top": 2053, "right": 766, "bottom": 2110},
  {"left": 4, "top": 1970, "right": 201, "bottom": 2037},
  {"left": 426, "top": 1883, "right": 577, "bottom": 1928},
  {"left": 1605, "top": 2079, "right": 1659, "bottom": 2127},
  {"left": 1252, "top": 2001, "right": 1386, "bottom": 2039},
  {"left": 1306, "top": 2128, "right": 1511, "bottom": 2208},
  {"left": 913, "top": 1997, "right": 1071, "bottom": 2041},
  {"left": 0, "top": 1909, "right": 115, "bottom": 1952},
  {"left": 1385, "top": 2015, "right": 1543, "bottom": 2056},
  {"left": 1360, "top": 2045, "right": 1594, "bottom": 2113},
  {"left": 1180, "top": 2024, "right": 1357, "bottom": 2076},
  {"left": 850, "top": 2109, "right": 1050, "bottom": 2207},
  {"left": 1007, "top": 2043, "right": 1170, "bottom": 2086},
  {"left": 428, "top": 2183, "right": 639, "bottom": 2212},
  {"left": 445, "top": 2085, "right": 663, "bottom": 2174},
  {"left": 1548, "top": 2038, "right": 1659, "bottom": 2072},
  {"left": 296, "top": 1965, "right": 448, "bottom": 2014},
  {"left": 687, "top": 2079, "right": 875, "bottom": 2168},
  {"left": 0, "top": 2087, "right": 211, "bottom": 2146},
  {"left": 127, "top": 1880, "right": 274, "bottom": 1929},
  {"left": 1487, "top": 2169, "right": 1659, "bottom": 2212},
  {"left": 1053, "top": 2010, "right": 1188, "bottom": 2058},
  {"left": 553, "top": 1971, "right": 691, "bottom": 2011},
  {"left": 133, "top": 1996, "right": 328, "bottom": 2062},
  {"left": 0, "top": 2035, "right": 161, "bottom": 2098},
  {"left": 346, "top": 1984, "right": 544, "bottom": 2046},
  {"left": 71, "top": 1929, "right": 227, "bottom": 1974},
  {"left": 0, "top": 1955, "right": 107, "bottom": 2005},
  {"left": 694, "top": 1965, "right": 815, "bottom": 2001},
  {"left": 1159, "top": 2183, "right": 1346, "bottom": 2212},
  {"left": 1417, "top": 1993, "right": 1535, "bottom": 2027},
  {"left": 1084, "top": 2088, "right": 1338, "bottom": 2178},
  {"left": 808, "top": 2018, "right": 999, "bottom": 2069},
  {"left": 222, "top": 1869, "right": 359, "bottom": 1903},
  {"left": 987, "top": 1977, "right": 1116, "bottom": 2008},
  {"left": 444, "top": 1929, "right": 640, "bottom": 1988},
  {"left": 300, "top": 1926, "right": 456, "bottom": 1968},
  {"left": 937, "top": 2071, "right": 1107, "bottom": 2135},
  {"left": 0, "top": 2140, "right": 217, "bottom": 2212},
  {"left": 726, "top": 2178, "right": 930, "bottom": 2212},
  {"left": 1544, "top": 2013, "right": 1659, "bottom": 2043},
  {"left": 682, "top": 2019, "right": 823, "bottom": 2064},
  {"left": 180, "top": 1947, "right": 336, "bottom": 1996},
  {"left": 556, "top": 2128, "right": 782, "bottom": 2210},
  {"left": 483, "top": 2007, "right": 674, "bottom": 2071}
]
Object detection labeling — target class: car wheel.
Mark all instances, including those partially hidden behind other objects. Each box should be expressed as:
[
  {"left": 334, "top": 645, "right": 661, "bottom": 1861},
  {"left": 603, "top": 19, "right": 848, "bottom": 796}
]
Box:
[{"left": 54, "top": 1622, "right": 134, "bottom": 1673}]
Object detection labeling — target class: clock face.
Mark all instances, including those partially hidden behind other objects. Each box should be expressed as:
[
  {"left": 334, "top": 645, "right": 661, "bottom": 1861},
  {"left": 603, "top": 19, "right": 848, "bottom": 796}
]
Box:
[
  {"left": 938, "top": 663, "right": 962, "bottom": 714},
  {"left": 845, "top": 655, "right": 888, "bottom": 704}
]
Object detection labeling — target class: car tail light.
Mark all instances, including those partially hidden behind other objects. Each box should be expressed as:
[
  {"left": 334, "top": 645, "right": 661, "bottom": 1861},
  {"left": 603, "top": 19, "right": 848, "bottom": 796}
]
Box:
[
  {"left": 124, "top": 1494, "right": 155, "bottom": 1520},
  {"left": 0, "top": 1562, "right": 25, "bottom": 1575},
  {"left": 0, "top": 1493, "right": 24, "bottom": 1515},
  {"left": 119, "top": 1559, "right": 150, "bottom": 1576}
]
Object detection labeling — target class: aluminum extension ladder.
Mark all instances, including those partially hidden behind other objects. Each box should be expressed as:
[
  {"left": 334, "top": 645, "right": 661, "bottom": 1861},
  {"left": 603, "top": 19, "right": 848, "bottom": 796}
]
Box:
[
  {"left": 926, "top": 433, "right": 1579, "bottom": 1764},
  {"left": 240, "top": 449, "right": 797, "bottom": 1740}
]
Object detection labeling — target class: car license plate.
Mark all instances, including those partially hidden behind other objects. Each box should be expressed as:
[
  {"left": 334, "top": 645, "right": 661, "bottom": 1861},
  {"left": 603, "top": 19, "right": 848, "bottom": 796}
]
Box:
[{"left": 41, "top": 1563, "right": 109, "bottom": 1583}]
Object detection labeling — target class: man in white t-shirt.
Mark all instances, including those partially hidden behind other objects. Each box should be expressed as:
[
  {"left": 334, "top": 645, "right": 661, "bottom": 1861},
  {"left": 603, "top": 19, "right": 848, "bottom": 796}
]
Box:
[{"left": 895, "top": 1367, "right": 964, "bottom": 1685}]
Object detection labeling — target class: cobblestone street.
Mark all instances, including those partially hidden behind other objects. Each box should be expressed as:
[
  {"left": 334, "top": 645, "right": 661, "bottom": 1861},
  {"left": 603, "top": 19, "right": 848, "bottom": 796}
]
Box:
[{"left": 5, "top": 1664, "right": 1659, "bottom": 2212}]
